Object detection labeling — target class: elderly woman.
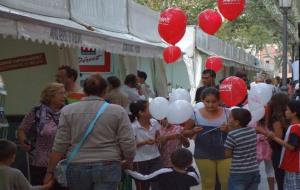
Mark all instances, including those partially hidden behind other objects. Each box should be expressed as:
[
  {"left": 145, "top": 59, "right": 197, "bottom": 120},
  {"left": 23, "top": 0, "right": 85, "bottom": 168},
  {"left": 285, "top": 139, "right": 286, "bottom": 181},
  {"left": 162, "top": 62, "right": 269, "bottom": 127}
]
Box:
[{"left": 18, "top": 82, "right": 66, "bottom": 186}]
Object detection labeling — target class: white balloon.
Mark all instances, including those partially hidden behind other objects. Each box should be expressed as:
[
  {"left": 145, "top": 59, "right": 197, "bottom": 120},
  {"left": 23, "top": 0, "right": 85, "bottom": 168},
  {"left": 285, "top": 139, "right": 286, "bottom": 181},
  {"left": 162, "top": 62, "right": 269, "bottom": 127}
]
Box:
[
  {"left": 248, "top": 83, "right": 273, "bottom": 110},
  {"left": 194, "top": 102, "right": 205, "bottom": 110},
  {"left": 167, "top": 100, "right": 193, "bottom": 124},
  {"left": 230, "top": 106, "right": 240, "bottom": 111},
  {"left": 249, "top": 106, "right": 265, "bottom": 126},
  {"left": 243, "top": 104, "right": 249, "bottom": 110},
  {"left": 149, "top": 97, "right": 169, "bottom": 120},
  {"left": 169, "top": 88, "right": 191, "bottom": 103}
]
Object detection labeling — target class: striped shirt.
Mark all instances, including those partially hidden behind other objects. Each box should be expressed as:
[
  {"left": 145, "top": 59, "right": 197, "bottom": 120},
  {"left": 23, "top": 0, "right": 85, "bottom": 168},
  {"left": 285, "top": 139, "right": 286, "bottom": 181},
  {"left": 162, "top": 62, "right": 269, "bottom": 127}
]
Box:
[{"left": 224, "top": 127, "right": 259, "bottom": 174}]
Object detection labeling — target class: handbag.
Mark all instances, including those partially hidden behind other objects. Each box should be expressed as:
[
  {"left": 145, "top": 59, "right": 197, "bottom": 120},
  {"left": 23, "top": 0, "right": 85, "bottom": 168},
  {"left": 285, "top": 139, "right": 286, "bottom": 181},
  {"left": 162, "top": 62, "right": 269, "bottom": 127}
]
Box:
[{"left": 54, "top": 102, "right": 109, "bottom": 187}]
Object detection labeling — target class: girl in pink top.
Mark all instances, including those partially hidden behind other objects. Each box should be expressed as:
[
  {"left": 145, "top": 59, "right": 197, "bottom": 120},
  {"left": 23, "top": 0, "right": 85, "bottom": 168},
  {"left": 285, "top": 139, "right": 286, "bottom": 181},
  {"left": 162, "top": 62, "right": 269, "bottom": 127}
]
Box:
[
  {"left": 159, "top": 124, "right": 184, "bottom": 167},
  {"left": 158, "top": 120, "right": 202, "bottom": 167}
]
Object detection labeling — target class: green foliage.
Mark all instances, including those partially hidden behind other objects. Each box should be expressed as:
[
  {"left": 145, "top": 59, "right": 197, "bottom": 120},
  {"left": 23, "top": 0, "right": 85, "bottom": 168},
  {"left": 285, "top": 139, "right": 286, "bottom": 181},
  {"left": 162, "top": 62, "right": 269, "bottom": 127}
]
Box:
[
  {"left": 216, "top": 0, "right": 282, "bottom": 52},
  {"left": 135, "top": 0, "right": 216, "bottom": 24}
]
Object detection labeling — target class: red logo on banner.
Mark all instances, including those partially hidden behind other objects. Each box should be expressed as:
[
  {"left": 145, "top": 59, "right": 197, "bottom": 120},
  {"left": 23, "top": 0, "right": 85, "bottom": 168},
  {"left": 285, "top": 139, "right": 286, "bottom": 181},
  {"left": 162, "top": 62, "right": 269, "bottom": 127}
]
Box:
[{"left": 78, "top": 48, "right": 111, "bottom": 73}]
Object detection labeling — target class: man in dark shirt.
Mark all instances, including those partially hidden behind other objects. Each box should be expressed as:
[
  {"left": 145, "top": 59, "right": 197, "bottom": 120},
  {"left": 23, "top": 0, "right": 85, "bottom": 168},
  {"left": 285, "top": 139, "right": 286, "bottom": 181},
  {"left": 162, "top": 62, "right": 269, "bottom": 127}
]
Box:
[
  {"left": 195, "top": 69, "right": 217, "bottom": 103},
  {"left": 126, "top": 148, "right": 199, "bottom": 190}
]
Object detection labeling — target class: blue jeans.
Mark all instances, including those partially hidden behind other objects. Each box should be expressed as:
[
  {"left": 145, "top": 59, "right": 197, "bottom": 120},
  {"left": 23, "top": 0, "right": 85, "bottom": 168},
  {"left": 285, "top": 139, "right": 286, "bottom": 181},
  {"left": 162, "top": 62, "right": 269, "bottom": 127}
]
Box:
[
  {"left": 66, "top": 161, "right": 121, "bottom": 190},
  {"left": 228, "top": 172, "right": 260, "bottom": 190}
]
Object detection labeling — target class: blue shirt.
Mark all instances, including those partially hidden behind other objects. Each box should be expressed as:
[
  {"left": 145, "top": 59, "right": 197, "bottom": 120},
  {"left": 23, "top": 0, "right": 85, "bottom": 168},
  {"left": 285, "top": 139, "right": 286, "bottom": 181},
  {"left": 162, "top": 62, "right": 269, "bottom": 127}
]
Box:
[{"left": 193, "top": 108, "right": 229, "bottom": 160}]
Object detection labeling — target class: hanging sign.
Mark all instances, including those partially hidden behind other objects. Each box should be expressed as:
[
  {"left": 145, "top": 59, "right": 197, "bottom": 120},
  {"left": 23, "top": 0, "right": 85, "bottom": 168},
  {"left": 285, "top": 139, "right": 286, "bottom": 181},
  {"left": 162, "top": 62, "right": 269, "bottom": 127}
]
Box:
[
  {"left": 50, "top": 28, "right": 82, "bottom": 45},
  {"left": 78, "top": 47, "right": 111, "bottom": 73},
  {"left": 0, "top": 53, "right": 47, "bottom": 72}
]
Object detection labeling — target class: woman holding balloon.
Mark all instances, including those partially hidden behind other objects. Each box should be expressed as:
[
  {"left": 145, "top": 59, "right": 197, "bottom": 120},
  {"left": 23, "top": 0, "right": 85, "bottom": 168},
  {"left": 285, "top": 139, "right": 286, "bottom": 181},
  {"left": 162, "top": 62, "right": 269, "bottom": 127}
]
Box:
[{"left": 193, "top": 87, "right": 231, "bottom": 190}]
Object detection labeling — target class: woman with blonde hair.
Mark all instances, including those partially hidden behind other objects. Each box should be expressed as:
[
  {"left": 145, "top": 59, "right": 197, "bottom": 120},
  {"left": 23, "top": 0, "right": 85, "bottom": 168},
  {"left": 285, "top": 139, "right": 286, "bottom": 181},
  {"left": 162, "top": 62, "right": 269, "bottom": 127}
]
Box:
[{"left": 18, "top": 82, "right": 66, "bottom": 188}]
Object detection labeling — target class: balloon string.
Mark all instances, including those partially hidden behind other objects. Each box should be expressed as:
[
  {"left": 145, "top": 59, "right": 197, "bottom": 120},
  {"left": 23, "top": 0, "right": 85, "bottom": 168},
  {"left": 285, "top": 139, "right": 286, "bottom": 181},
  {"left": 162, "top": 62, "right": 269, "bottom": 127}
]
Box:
[{"left": 200, "top": 127, "right": 219, "bottom": 136}]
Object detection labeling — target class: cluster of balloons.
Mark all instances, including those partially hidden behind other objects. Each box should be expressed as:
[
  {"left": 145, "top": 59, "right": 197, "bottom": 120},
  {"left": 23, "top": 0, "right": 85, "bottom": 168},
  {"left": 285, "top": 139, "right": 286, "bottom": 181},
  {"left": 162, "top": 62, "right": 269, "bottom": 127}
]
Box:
[
  {"left": 199, "top": 0, "right": 245, "bottom": 35},
  {"left": 228, "top": 82, "right": 273, "bottom": 125},
  {"left": 200, "top": 1, "right": 245, "bottom": 72},
  {"left": 149, "top": 88, "right": 193, "bottom": 125},
  {"left": 246, "top": 83, "right": 273, "bottom": 124},
  {"left": 158, "top": 8, "right": 187, "bottom": 64},
  {"left": 158, "top": 0, "right": 245, "bottom": 66},
  {"left": 150, "top": 82, "right": 273, "bottom": 127}
]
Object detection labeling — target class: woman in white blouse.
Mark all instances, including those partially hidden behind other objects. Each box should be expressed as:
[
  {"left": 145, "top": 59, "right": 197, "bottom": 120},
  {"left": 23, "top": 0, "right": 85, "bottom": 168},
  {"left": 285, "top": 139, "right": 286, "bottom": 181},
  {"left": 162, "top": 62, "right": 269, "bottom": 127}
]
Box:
[{"left": 129, "top": 100, "right": 162, "bottom": 190}]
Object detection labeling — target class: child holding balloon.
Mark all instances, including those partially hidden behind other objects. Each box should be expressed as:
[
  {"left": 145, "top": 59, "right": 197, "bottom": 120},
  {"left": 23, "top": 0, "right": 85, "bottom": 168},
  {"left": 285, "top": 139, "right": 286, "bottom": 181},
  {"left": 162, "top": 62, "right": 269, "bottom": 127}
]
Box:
[
  {"left": 158, "top": 119, "right": 202, "bottom": 168},
  {"left": 149, "top": 96, "right": 202, "bottom": 168}
]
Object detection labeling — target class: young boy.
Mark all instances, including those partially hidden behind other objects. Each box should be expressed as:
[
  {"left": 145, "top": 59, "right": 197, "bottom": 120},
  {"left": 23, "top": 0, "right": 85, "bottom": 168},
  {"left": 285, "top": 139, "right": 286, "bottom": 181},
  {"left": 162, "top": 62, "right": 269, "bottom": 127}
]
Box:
[
  {"left": 125, "top": 148, "right": 199, "bottom": 190},
  {"left": 224, "top": 108, "right": 260, "bottom": 190},
  {"left": 0, "top": 139, "right": 53, "bottom": 190},
  {"left": 264, "top": 100, "right": 300, "bottom": 189}
]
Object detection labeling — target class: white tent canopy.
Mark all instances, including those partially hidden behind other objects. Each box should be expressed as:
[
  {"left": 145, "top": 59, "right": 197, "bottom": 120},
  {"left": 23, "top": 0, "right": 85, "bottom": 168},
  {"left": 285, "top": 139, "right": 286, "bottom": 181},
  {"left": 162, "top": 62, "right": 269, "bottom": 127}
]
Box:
[
  {"left": 0, "top": 0, "right": 69, "bottom": 18},
  {"left": 70, "top": 0, "right": 128, "bottom": 33},
  {"left": 195, "top": 28, "right": 259, "bottom": 68},
  {"left": 0, "top": 0, "right": 166, "bottom": 58},
  {"left": 128, "top": 1, "right": 161, "bottom": 43}
]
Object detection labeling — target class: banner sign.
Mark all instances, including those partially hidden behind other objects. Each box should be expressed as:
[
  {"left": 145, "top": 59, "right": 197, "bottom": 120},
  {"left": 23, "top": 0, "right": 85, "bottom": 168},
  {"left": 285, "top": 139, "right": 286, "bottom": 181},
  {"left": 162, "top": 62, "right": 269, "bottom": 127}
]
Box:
[
  {"left": 78, "top": 47, "right": 111, "bottom": 72},
  {"left": 0, "top": 53, "right": 47, "bottom": 72},
  {"left": 50, "top": 28, "right": 82, "bottom": 45}
]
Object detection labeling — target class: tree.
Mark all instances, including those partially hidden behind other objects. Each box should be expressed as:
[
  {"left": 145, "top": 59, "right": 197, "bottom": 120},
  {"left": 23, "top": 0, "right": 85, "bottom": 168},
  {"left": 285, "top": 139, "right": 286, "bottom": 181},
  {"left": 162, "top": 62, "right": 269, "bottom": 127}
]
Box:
[{"left": 135, "top": 0, "right": 216, "bottom": 25}]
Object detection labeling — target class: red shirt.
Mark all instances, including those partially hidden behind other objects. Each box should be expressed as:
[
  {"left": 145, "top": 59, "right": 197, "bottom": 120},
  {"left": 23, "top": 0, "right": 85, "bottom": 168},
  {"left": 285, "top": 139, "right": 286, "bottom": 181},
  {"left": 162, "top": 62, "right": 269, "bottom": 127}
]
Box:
[{"left": 280, "top": 124, "right": 300, "bottom": 172}]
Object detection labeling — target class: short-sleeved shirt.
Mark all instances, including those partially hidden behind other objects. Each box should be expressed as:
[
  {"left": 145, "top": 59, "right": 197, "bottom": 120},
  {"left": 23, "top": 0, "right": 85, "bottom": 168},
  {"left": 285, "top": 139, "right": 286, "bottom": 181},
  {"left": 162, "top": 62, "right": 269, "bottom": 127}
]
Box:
[
  {"left": 132, "top": 119, "right": 161, "bottom": 162},
  {"left": 224, "top": 127, "right": 259, "bottom": 174},
  {"left": 66, "top": 87, "right": 85, "bottom": 104},
  {"left": 193, "top": 108, "right": 229, "bottom": 160},
  {"left": 19, "top": 106, "right": 60, "bottom": 167},
  {"left": 280, "top": 124, "right": 300, "bottom": 172}
]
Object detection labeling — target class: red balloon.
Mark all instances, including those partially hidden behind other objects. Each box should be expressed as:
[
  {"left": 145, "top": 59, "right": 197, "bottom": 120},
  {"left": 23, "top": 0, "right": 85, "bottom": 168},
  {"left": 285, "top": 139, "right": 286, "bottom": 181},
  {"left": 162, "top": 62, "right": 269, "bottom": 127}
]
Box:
[
  {"left": 198, "top": 9, "right": 222, "bottom": 35},
  {"left": 163, "top": 46, "right": 181, "bottom": 64},
  {"left": 158, "top": 8, "right": 187, "bottom": 45},
  {"left": 218, "top": 0, "right": 245, "bottom": 21},
  {"left": 219, "top": 76, "right": 247, "bottom": 107},
  {"left": 205, "top": 56, "right": 223, "bottom": 72}
]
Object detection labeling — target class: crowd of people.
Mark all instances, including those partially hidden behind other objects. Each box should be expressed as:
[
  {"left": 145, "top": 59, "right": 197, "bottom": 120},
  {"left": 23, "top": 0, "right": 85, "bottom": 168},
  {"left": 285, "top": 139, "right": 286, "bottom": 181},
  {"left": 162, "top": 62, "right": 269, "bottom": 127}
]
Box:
[{"left": 0, "top": 65, "right": 300, "bottom": 190}]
